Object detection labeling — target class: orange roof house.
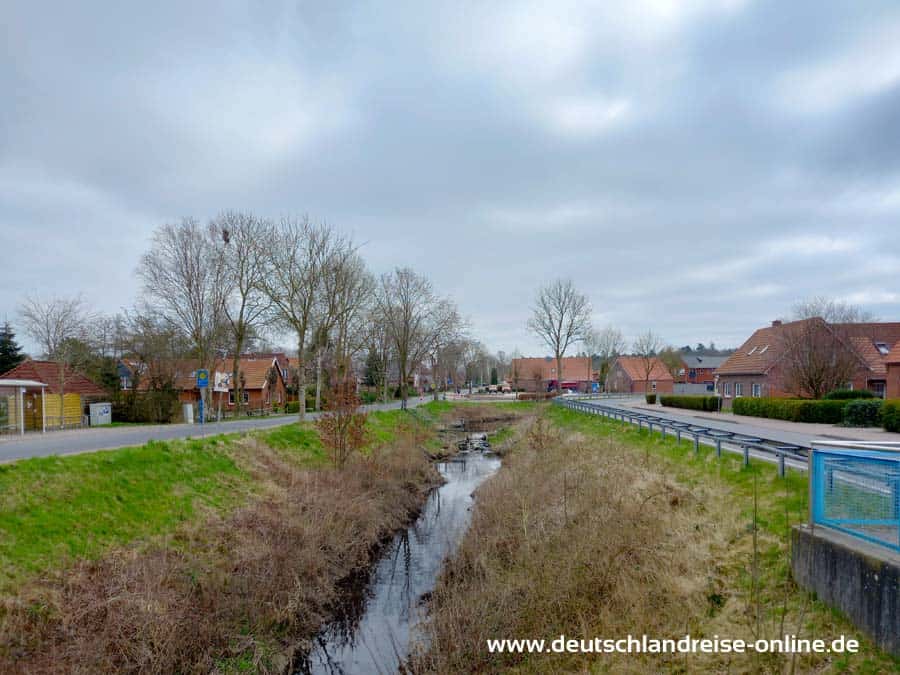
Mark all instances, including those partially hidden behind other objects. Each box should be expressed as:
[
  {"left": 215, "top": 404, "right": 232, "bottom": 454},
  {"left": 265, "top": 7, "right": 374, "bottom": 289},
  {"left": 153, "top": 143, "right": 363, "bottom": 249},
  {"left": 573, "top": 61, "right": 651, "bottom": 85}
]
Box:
[
  {"left": 609, "top": 356, "right": 674, "bottom": 394},
  {"left": 0, "top": 360, "right": 104, "bottom": 429},
  {"left": 716, "top": 318, "right": 900, "bottom": 402},
  {"left": 509, "top": 356, "right": 593, "bottom": 392}
]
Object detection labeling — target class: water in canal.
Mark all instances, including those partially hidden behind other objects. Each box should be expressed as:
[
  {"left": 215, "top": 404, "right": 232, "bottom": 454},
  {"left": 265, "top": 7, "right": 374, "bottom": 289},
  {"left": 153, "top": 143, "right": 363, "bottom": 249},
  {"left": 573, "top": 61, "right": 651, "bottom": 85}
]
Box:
[{"left": 298, "top": 451, "right": 501, "bottom": 674}]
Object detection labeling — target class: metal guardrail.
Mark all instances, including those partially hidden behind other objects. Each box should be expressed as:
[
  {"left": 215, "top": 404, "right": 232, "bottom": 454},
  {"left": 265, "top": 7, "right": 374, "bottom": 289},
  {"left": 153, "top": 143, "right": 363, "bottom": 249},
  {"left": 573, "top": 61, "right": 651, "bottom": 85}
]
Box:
[
  {"left": 554, "top": 397, "right": 808, "bottom": 476},
  {"left": 810, "top": 442, "right": 900, "bottom": 552}
]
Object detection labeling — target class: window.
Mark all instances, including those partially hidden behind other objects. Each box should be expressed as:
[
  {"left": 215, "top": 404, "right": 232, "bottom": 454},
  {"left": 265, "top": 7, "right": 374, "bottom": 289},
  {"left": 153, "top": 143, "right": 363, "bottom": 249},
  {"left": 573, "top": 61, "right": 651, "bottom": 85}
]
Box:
[
  {"left": 759, "top": 345, "right": 769, "bottom": 354},
  {"left": 120, "top": 376, "right": 131, "bottom": 390},
  {"left": 689, "top": 369, "right": 696, "bottom": 380},
  {"left": 734, "top": 382, "right": 743, "bottom": 397},
  {"left": 228, "top": 390, "right": 235, "bottom": 405},
  {"left": 752, "top": 383, "right": 761, "bottom": 398},
  {"left": 651, "top": 381, "right": 657, "bottom": 392},
  {"left": 875, "top": 342, "right": 890, "bottom": 356},
  {"left": 747, "top": 346, "right": 758, "bottom": 355},
  {"left": 724, "top": 383, "right": 732, "bottom": 397}
]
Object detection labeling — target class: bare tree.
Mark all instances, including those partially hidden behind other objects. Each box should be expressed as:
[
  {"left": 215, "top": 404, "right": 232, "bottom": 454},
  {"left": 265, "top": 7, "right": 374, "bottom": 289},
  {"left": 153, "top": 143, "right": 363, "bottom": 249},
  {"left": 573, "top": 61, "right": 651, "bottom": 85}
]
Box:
[
  {"left": 777, "top": 297, "right": 873, "bottom": 399},
  {"left": 375, "top": 268, "right": 436, "bottom": 409},
  {"left": 138, "top": 218, "right": 228, "bottom": 412},
  {"left": 425, "top": 299, "right": 465, "bottom": 401},
  {"left": 585, "top": 325, "right": 626, "bottom": 391},
  {"left": 658, "top": 346, "right": 684, "bottom": 380},
  {"left": 633, "top": 330, "right": 664, "bottom": 392},
  {"left": 526, "top": 279, "right": 592, "bottom": 393},
  {"left": 214, "top": 211, "right": 272, "bottom": 416},
  {"left": 258, "top": 217, "right": 335, "bottom": 421},
  {"left": 19, "top": 295, "right": 93, "bottom": 428}
]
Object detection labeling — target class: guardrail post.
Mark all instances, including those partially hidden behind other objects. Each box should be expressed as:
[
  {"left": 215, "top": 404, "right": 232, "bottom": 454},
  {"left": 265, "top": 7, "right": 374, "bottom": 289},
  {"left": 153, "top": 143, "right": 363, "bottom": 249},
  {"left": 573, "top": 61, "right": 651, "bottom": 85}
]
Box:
[
  {"left": 777, "top": 452, "right": 785, "bottom": 478},
  {"left": 661, "top": 425, "right": 666, "bottom": 440},
  {"left": 693, "top": 434, "right": 699, "bottom": 454},
  {"left": 638, "top": 418, "right": 642, "bottom": 431},
  {"left": 742, "top": 445, "right": 750, "bottom": 468},
  {"left": 676, "top": 429, "right": 681, "bottom": 444},
  {"left": 648, "top": 421, "right": 653, "bottom": 434},
  {"left": 715, "top": 438, "right": 722, "bottom": 458}
]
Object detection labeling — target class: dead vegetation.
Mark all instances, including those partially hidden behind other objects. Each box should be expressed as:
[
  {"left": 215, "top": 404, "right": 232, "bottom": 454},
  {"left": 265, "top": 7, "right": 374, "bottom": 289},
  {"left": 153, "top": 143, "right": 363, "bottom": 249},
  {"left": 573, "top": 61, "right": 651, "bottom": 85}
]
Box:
[
  {"left": 411, "top": 417, "right": 742, "bottom": 674},
  {"left": 0, "top": 430, "right": 439, "bottom": 674}
]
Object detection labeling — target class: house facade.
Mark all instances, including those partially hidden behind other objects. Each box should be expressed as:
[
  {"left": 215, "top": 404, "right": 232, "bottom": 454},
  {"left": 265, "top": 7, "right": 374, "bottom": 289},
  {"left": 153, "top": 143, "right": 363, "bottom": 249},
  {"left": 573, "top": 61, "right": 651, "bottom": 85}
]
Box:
[
  {"left": 676, "top": 355, "right": 728, "bottom": 386},
  {"left": 716, "top": 319, "right": 900, "bottom": 405},
  {"left": 509, "top": 356, "right": 593, "bottom": 392},
  {"left": 608, "top": 356, "right": 674, "bottom": 394}
]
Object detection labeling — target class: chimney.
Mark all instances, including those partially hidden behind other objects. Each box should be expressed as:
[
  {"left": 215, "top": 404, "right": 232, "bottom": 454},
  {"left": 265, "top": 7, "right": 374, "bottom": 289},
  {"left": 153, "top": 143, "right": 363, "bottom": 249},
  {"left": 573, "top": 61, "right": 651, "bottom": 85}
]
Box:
[{"left": 772, "top": 320, "right": 782, "bottom": 327}]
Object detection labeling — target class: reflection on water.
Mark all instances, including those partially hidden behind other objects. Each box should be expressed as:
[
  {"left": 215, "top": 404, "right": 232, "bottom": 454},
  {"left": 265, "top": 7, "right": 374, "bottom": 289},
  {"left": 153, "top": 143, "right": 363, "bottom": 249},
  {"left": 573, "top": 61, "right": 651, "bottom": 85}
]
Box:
[{"left": 298, "top": 452, "right": 501, "bottom": 675}]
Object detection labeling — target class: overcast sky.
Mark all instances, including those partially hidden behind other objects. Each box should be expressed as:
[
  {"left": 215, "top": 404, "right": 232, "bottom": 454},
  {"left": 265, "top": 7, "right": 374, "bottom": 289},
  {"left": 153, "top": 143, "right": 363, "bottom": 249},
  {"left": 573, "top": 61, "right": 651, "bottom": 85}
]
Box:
[{"left": 3, "top": 0, "right": 900, "bottom": 357}]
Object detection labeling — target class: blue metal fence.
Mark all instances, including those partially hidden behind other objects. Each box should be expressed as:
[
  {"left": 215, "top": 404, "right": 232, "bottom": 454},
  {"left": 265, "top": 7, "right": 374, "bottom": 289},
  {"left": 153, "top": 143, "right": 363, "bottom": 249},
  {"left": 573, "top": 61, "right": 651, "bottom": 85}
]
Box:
[{"left": 811, "top": 442, "right": 900, "bottom": 552}]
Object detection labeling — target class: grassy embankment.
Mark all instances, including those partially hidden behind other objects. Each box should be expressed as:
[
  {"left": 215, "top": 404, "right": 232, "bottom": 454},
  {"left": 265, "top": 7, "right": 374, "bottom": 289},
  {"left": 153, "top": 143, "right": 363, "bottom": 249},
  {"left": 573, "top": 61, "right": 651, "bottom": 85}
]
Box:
[
  {"left": 414, "top": 404, "right": 900, "bottom": 674},
  {"left": 0, "top": 403, "right": 462, "bottom": 673}
]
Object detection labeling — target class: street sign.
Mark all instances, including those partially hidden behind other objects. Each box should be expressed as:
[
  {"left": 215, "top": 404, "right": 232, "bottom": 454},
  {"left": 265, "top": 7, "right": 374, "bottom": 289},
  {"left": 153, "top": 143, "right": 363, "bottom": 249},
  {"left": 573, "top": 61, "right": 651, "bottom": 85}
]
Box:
[
  {"left": 196, "top": 369, "right": 209, "bottom": 388},
  {"left": 214, "top": 371, "right": 231, "bottom": 393}
]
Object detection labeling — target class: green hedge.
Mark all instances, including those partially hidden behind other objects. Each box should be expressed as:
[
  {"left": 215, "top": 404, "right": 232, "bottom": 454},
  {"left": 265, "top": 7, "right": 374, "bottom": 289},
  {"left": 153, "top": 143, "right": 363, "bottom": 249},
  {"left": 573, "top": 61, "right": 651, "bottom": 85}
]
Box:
[
  {"left": 659, "top": 395, "right": 720, "bottom": 412},
  {"left": 732, "top": 397, "right": 847, "bottom": 424},
  {"left": 823, "top": 389, "right": 876, "bottom": 400},
  {"left": 883, "top": 400, "right": 900, "bottom": 433},
  {"left": 284, "top": 401, "right": 301, "bottom": 414},
  {"left": 645, "top": 394, "right": 657, "bottom": 404},
  {"left": 842, "top": 399, "right": 884, "bottom": 427}
]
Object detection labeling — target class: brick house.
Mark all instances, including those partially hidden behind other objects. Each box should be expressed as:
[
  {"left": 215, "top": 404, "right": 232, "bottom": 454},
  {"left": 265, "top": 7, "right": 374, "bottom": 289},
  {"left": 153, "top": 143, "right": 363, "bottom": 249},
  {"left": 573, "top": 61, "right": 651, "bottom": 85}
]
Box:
[
  {"left": 716, "top": 319, "right": 900, "bottom": 405},
  {"left": 608, "top": 356, "right": 674, "bottom": 394},
  {"left": 509, "top": 356, "right": 593, "bottom": 392},
  {"left": 676, "top": 355, "right": 728, "bottom": 386},
  {"left": 123, "top": 354, "right": 290, "bottom": 412}
]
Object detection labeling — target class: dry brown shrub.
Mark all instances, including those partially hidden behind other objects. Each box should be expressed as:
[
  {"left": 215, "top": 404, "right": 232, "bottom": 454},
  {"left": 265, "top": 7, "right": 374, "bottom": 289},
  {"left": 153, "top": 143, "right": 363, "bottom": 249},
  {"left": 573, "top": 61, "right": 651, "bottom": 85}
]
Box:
[
  {"left": 0, "top": 433, "right": 439, "bottom": 674},
  {"left": 411, "top": 419, "right": 731, "bottom": 674}
]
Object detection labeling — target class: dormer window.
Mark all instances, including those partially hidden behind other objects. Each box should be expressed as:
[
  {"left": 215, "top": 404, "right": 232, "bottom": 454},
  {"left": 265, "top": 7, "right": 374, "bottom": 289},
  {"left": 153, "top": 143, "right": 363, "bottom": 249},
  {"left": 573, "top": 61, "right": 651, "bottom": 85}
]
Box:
[
  {"left": 875, "top": 342, "right": 890, "bottom": 356},
  {"left": 759, "top": 345, "right": 769, "bottom": 354},
  {"left": 748, "top": 346, "right": 758, "bottom": 355}
]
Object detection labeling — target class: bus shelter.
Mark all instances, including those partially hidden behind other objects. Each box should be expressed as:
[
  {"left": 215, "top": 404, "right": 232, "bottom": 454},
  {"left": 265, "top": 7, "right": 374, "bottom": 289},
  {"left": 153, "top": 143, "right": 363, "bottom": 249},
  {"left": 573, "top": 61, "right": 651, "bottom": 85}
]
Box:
[{"left": 0, "top": 379, "right": 49, "bottom": 435}]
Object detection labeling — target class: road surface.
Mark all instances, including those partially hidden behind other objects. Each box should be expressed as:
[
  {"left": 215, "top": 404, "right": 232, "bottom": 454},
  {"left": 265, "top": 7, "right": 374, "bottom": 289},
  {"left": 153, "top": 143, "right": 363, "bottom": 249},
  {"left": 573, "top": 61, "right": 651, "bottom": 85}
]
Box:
[{"left": 0, "top": 398, "right": 431, "bottom": 463}]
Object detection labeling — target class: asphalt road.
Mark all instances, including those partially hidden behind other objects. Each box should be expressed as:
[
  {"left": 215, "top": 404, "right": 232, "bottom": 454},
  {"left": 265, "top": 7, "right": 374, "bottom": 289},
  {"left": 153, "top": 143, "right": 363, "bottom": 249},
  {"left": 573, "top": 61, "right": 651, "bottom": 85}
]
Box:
[{"left": 0, "top": 397, "right": 431, "bottom": 463}]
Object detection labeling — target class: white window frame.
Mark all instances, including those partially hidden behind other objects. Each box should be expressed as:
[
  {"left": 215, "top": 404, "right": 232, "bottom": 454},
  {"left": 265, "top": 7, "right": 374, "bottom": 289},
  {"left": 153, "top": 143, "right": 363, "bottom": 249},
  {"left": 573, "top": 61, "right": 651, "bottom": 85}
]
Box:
[
  {"left": 734, "top": 382, "right": 743, "bottom": 397},
  {"left": 724, "top": 382, "right": 732, "bottom": 398},
  {"left": 751, "top": 383, "right": 761, "bottom": 398}
]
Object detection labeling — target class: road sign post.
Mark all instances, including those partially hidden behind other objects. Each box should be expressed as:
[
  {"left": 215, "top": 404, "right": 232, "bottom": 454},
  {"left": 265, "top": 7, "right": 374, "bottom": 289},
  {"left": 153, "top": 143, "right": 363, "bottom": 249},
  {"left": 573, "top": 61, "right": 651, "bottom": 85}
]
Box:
[{"left": 196, "top": 369, "right": 209, "bottom": 425}]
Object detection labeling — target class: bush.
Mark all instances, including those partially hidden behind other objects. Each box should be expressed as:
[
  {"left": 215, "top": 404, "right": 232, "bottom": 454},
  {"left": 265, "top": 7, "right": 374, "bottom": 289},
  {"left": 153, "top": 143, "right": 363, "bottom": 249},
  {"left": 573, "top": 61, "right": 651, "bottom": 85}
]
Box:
[
  {"left": 659, "top": 395, "right": 720, "bottom": 412},
  {"left": 842, "top": 399, "right": 884, "bottom": 427},
  {"left": 824, "top": 389, "right": 876, "bottom": 400},
  {"left": 284, "top": 401, "right": 300, "bottom": 414},
  {"left": 883, "top": 400, "right": 900, "bottom": 433},
  {"left": 645, "top": 394, "right": 657, "bottom": 404},
  {"left": 359, "top": 390, "right": 379, "bottom": 405},
  {"left": 732, "top": 397, "right": 847, "bottom": 424}
]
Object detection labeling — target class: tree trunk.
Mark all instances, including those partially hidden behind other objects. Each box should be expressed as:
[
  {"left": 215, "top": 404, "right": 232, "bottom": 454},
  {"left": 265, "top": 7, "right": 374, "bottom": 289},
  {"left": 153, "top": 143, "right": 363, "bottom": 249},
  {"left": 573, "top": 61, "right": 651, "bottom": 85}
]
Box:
[
  {"left": 297, "top": 337, "right": 306, "bottom": 422},
  {"left": 315, "top": 349, "right": 323, "bottom": 411},
  {"left": 556, "top": 353, "right": 563, "bottom": 393},
  {"left": 58, "top": 363, "right": 66, "bottom": 430},
  {"left": 231, "top": 350, "right": 241, "bottom": 417},
  {"left": 432, "top": 355, "right": 440, "bottom": 402}
]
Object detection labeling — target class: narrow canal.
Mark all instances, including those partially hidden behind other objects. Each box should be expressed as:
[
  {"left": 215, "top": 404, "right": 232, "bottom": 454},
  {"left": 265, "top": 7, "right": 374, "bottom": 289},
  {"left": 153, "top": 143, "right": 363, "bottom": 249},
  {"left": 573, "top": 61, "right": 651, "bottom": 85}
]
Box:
[{"left": 298, "top": 450, "right": 501, "bottom": 674}]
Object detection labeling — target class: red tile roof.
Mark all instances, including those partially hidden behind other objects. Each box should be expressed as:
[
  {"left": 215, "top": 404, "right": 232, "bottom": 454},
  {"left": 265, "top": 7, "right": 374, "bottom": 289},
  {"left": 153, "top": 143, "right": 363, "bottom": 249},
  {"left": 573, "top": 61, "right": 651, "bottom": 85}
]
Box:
[
  {"left": 165, "top": 357, "right": 284, "bottom": 391},
  {"left": 718, "top": 319, "right": 900, "bottom": 376},
  {"left": 614, "top": 356, "right": 673, "bottom": 382},
  {"left": 0, "top": 360, "right": 104, "bottom": 396}
]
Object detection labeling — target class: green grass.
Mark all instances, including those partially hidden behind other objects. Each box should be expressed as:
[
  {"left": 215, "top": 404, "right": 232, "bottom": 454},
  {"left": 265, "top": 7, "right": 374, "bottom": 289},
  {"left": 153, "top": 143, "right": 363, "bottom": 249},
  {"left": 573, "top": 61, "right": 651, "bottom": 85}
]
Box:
[
  {"left": 260, "top": 423, "right": 327, "bottom": 466},
  {"left": 547, "top": 405, "right": 900, "bottom": 673},
  {"left": 0, "top": 436, "right": 247, "bottom": 590}
]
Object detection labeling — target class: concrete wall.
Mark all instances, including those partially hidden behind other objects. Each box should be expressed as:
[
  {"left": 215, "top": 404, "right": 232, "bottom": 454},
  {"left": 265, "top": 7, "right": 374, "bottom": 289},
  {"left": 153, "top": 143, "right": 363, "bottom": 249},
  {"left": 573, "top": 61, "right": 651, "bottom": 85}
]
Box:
[{"left": 792, "top": 524, "right": 900, "bottom": 656}]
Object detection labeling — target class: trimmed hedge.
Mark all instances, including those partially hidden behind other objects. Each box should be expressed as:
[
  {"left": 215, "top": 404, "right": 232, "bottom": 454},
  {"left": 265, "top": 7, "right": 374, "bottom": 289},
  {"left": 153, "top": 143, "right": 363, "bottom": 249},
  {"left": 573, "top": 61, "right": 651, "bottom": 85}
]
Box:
[
  {"left": 823, "top": 389, "right": 876, "bottom": 400},
  {"left": 732, "top": 397, "right": 847, "bottom": 424},
  {"left": 645, "top": 394, "right": 657, "bottom": 404},
  {"left": 284, "top": 401, "right": 301, "bottom": 414},
  {"left": 883, "top": 400, "right": 900, "bottom": 433},
  {"left": 659, "top": 395, "right": 720, "bottom": 412},
  {"left": 842, "top": 399, "right": 884, "bottom": 427}
]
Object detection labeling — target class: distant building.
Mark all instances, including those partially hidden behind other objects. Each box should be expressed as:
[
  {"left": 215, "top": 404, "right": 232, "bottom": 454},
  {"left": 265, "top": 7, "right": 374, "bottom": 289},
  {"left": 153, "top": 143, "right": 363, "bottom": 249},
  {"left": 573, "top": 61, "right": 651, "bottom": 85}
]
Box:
[
  {"left": 509, "top": 356, "right": 593, "bottom": 392},
  {"left": 608, "top": 356, "right": 674, "bottom": 394},
  {"left": 716, "top": 318, "right": 900, "bottom": 404},
  {"left": 676, "top": 354, "right": 728, "bottom": 386}
]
